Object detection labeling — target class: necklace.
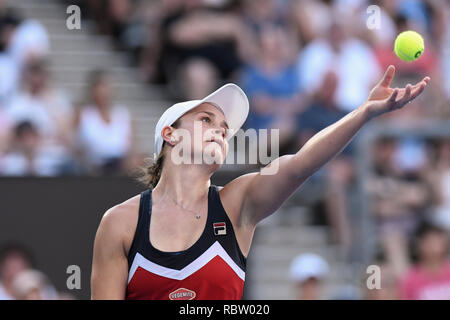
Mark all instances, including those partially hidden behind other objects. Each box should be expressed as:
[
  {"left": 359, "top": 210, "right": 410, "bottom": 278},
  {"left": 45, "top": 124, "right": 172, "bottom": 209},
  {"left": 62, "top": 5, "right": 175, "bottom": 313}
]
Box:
[{"left": 163, "top": 192, "right": 204, "bottom": 220}]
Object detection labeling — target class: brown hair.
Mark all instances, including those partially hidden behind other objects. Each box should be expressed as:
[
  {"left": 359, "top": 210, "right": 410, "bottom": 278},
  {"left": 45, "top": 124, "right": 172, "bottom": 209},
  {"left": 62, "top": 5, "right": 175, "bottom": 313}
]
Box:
[{"left": 138, "top": 119, "right": 181, "bottom": 189}]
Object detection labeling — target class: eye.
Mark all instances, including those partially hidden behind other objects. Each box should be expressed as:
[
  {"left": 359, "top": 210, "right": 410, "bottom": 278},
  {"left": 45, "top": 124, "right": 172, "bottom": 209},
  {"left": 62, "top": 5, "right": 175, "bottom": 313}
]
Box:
[{"left": 201, "top": 116, "right": 211, "bottom": 123}]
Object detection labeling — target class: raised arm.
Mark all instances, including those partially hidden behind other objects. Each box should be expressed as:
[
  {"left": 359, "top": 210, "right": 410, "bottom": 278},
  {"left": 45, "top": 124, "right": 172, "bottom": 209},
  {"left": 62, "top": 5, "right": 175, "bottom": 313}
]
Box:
[{"left": 229, "top": 65, "right": 430, "bottom": 226}]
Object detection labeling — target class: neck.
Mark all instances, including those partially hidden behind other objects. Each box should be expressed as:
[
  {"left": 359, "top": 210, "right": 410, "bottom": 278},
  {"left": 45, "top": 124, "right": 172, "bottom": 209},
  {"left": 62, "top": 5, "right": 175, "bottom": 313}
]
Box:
[{"left": 153, "top": 158, "right": 214, "bottom": 207}]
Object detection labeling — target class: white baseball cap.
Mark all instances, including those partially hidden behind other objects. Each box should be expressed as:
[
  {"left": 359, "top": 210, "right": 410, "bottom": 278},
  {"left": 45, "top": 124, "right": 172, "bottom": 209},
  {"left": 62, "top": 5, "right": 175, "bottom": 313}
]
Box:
[
  {"left": 154, "top": 83, "right": 249, "bottom": 158},
  {"left": 289, "top": 253, "right": 329, "bottom": 283}
]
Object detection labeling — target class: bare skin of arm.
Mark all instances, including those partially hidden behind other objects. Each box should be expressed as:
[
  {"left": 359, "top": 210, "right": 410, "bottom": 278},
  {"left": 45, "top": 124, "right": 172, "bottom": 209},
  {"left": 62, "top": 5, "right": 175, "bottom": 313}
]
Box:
[
  {"left": 220, "top": 66, "right": 430, "bottom": 256},
  {"left": 91, "top": 196, "right": 140, "bottom": 299}
]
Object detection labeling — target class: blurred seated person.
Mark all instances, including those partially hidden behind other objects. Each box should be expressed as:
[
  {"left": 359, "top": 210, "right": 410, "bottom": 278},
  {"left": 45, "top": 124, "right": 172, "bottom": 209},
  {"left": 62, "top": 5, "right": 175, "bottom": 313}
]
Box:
[
  {"left": 0, "top": 121, "right": 71, "bottom": 176},
  {"left": 369, "top": 137, "right": 430, "bottom": 279},
  {"left": 297, "top": 71, "right": 354, "bottom": 255},
  {"left": 7, "top": 18, "right": 49, "bottom": 72},
  {"left": 240, "top": 23, "right": 303, "bottom": 154},
  {"left": 399, "top": 222, "right": 450, "bottom": 300},
  {"left": 289, "top": 253, "right": 329, "bottom": 300},
  {"left": 0, "top": 243, "right": 34, "bottom": 300},
  {"left": 296, "top": 70, "right": 347, "bottom": 146},
  {"left": 0, "top": 107, "right": 11, "bottom": 153},
  {"left": 289, "top": 0, "right": 333, "bottom": 45},
  {"left": 156, "top": 0, "right": 256, "bottom": 99},
  {"left": 424, "top": 138, "right": 450, "bottom": 231},
  {"left": 241, "top": 0, "right": 286, "bottom": 34},
  {"left": 5, "top": 59, "right": 74, "bottom": 151},
  {"left": 296, "top": 18, "right": 381, "bottom": 112},
  {"left": 0, "top": 11, "right": 21, "bottom": 106},
  {"left": 75, "top": 70, "right": 134, "bottom": 175},
  {"left": 10, "top": 269, "right": 58, "bottom": 300},
  {"left": 364, "top": 251, "right": 399, "bottom": 300}
]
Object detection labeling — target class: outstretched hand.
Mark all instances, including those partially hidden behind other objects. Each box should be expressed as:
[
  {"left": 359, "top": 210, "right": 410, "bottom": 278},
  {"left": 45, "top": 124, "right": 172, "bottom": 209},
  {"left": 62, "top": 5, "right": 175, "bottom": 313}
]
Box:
[{"left": 364, "top": 65, "right": 430, "bottom": 120}]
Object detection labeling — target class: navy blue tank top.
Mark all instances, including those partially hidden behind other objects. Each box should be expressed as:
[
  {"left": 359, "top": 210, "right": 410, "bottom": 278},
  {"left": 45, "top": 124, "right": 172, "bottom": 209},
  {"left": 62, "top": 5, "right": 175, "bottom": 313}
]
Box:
[{"left": 126, "top": 184, "right": 246, "bottom": 300}]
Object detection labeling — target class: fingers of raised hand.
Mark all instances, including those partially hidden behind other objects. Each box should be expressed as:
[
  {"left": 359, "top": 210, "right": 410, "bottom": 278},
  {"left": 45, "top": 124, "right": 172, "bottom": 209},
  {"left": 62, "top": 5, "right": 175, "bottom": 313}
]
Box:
[
  {"left": 388, "top": 88, "right": 399, "bottom": 105},
  {"left": 410, "top": 82, "right": 426, "bottom": 101},
  {"left": 393, "top": 77, "right": 429, "bottom": 108},
  {"left": 398, "top": 84, "right": 412, "bottom": 105},
  {"left": 379, "top": 65, "right": 396, "bottom": 88}
]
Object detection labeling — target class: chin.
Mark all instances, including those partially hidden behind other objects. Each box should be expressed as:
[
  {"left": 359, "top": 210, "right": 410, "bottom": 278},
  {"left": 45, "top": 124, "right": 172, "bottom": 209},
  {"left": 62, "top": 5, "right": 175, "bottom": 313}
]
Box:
[{"left": 202, "top": 150, "right": 225, "bottom": 166}]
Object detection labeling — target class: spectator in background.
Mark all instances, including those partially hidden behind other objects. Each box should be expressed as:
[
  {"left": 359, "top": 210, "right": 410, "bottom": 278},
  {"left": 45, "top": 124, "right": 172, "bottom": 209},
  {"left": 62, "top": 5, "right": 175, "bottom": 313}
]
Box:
[
  {"left": 240, "top": 23, "right": 303, "bottom": 154},
  {"left": 400, "top": 222, "right": 450, "bottom": 300},
  {"left": 156, "top": 0, "right": 256, "bottom": 99},
  {"left": 242, "top": 0, "right": 286, "bottom": 34},
  {"left": 7, "top": 18, "right": 49, "bottom": 72},
  {"left": 289, "top": 0, "right": 332, "bottom": 45},
  {"left": 439, "top": 1, "right": 450, "bottom": 104},
  {"left": 5, "top": 59, "right": 73, "bottom": 148},
  {"left": 3, "top": 59, "right": 75, "bottom": 175},
  {"left": 0, "top": 243, "right": 34, "bottom": 300},
  {"left": 123, "top": 0, "right": 164, "bottom": 82},
  {"left": 369, "top": 137, "right": 429, "bottom": 279},
  {"left": 296, "top": 71, "right": 354, "bottom": 257},
  {"left": 424, "top": 138, "right": 450, "bottom": 231},
  {"left": 364, "top": 251, "right": 399, "bottom": 300},
  {"left": 0, "top": 121, "right": 68, "bottom": 176},
  {"left": 10, "top": 269, "right": 58, "bottom": 300},
  {"left": 0, "top": 107, "right": 9, "bottom": 153},
  {"left": 296, "top": 17, "right": 381, "bottom": 112},
  {"left": 289, "top": 253, "right": 329, "bottom": 300},
  {"left": 0, "top": 10, "right": 20, "bottom": 106},
  {"left": 75, "top": 70, "right": 134, "bottom": 175}
]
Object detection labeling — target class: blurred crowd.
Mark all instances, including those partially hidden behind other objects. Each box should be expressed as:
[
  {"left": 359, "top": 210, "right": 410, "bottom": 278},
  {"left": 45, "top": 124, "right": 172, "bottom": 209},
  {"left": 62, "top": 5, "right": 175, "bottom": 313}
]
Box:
[
  {"left": 289, "top": 221, "right": 450, "bottom": 300},
  {"left": 1, "top": 0, "right": 450, "bottom": 299},
  {"left": 0, "top": 5, "right": 137, "bottom": 176},
  {"left": 0, "top": 243, "right": 75, "bottom": 300}
]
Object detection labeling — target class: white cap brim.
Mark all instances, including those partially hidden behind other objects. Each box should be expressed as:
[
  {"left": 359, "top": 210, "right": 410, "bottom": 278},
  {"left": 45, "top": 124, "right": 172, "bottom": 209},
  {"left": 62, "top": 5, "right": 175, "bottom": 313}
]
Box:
[{"left": 154, "top": 83, "right": 249, "bottom": 158}]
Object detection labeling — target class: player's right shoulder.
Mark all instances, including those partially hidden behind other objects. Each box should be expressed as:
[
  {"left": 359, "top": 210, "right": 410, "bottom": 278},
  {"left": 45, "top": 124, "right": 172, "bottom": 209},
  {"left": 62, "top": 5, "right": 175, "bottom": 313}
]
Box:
[
  {"left": 96, "top": 194, "right": 142, "bottom": 249},
  {"left": 101, "top": 195, "right": 141, "bottom": 231}
]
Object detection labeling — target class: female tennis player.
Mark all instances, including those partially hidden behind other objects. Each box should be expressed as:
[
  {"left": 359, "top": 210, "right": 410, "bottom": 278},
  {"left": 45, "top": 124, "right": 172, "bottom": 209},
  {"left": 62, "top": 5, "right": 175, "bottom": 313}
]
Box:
[{"left": 91, "top": 65, "right": 429, "bottom": 300}]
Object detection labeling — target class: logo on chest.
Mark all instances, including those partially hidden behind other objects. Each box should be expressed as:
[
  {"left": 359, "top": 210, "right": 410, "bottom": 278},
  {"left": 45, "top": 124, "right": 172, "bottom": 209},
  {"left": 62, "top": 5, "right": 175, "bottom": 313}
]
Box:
[
  {"left": 213, "top": 222, "right": 227, "bottom": 236},
  {"left": 169, "top": 288, "right": 196, "bottom": 300}
]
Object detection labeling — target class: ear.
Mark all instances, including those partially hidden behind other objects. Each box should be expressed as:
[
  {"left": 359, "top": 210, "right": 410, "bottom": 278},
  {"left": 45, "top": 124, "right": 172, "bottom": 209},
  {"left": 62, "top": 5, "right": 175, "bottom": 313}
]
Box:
[{"left": 161, "top": 125, "right": 177, "bottom": 146}]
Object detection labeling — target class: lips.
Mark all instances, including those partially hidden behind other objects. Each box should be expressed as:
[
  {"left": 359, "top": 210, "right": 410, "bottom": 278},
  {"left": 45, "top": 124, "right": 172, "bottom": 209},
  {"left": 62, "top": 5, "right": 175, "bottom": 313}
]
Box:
[{"left": 206, "top": 138, "right": 223, "bottom": 148}]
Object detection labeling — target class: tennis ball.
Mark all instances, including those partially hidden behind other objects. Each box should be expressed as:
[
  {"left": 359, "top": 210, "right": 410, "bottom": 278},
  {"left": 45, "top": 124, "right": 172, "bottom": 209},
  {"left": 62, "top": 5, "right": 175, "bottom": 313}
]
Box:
[{"left": 394, "top": 31, "right": 425, "bottom": 62}]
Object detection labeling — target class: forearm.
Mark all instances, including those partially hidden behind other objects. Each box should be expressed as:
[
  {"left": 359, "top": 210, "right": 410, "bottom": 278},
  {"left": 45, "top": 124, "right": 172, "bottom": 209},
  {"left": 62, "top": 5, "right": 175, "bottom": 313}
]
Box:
[{"left": 292, "top": 103, "right": 371, "bottom": 179}]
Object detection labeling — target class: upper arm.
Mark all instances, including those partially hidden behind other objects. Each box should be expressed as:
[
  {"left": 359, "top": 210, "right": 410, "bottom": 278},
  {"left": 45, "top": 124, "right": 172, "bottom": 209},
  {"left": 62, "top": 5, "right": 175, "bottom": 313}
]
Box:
[
  {"left": 90, "top": 206, "right": 132, "bottom": 300},
  {"left": 223, "top": 155, "right": 308, "bottom": 227}
]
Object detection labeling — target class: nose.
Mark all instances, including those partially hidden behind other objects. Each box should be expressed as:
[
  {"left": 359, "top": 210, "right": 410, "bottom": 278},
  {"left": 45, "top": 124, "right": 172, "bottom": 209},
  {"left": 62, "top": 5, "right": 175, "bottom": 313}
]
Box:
[{"left": 215, "top": 128, "right": 226, "bottom": 139}]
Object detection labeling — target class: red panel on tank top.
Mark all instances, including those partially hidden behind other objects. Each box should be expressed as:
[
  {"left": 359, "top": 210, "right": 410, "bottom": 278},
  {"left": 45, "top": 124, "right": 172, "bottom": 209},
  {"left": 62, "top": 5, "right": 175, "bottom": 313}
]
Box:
[{"left": 126, "top": 255, "right": 244, "bottom": 300}]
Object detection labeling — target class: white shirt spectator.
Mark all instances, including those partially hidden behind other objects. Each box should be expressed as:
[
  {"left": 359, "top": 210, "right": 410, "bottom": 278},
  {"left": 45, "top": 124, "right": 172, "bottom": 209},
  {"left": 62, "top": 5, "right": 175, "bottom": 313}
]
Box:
[
  {"left": 0, "top": 53, "right": 19, "bottom": 105},
  {"left": 5, "top": 93, "right": 54, "bottom": 137},
  {"left": 432, "top": 170, "right": 450, "bottom": 231},
  {"left": 77, "top": 105, "right": 132, "bottom": 166},
  {"left": 5, "top": 90, "right": 72, "bottom": 143},
  {"left": 8, "top": 20, "right": 50, "bottom": 69},
  {"left": 442, "top": 7, "right": 450, "bottom": 100},
  {"left": 297, "top": 38, "right": 381, "bottom": 111},
  {"left": 0, "top": 146, "right": 67, "bottom": 176}
]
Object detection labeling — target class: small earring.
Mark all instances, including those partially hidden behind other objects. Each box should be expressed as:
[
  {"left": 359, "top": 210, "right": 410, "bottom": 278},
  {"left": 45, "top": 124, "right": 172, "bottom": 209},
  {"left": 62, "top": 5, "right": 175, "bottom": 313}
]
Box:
[{"left": 170, "top": 137, "right": 175, "bottom": 143}]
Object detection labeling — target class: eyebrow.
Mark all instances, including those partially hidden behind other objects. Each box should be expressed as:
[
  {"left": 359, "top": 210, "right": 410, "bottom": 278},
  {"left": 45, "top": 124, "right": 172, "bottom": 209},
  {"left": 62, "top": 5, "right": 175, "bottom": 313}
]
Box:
[{"left": 197, "top": 111, "right": 229, "bottom": 130}]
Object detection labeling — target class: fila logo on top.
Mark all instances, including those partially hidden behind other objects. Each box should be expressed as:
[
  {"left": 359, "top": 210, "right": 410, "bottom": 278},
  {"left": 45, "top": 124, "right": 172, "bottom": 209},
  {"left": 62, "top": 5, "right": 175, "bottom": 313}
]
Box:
[{"left": 213, "top": 222, "right": 226, "bottom": 236}]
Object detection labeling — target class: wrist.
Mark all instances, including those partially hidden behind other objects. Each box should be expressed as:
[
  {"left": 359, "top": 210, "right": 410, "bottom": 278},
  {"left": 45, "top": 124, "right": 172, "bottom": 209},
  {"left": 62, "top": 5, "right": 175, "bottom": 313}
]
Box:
[{"left": 359, "top": 101, "right": 376, "bottom": 123}]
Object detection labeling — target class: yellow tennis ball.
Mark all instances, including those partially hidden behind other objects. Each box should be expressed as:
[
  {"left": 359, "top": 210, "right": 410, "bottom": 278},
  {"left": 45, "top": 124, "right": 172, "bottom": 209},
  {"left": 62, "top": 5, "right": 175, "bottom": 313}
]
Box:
[{"left": 394, "top": 30, "right": 425, "bottom": 62}]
